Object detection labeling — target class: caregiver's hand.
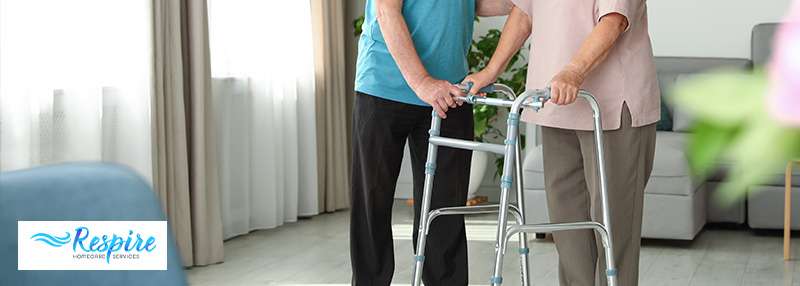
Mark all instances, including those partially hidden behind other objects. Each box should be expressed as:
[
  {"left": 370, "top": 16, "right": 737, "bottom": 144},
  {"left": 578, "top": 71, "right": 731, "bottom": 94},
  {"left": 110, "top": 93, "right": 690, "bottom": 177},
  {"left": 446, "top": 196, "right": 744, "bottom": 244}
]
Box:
[
  {"left": 414, "top": 76, "right": 465, "bottom": 118},
  {"left": 549, "top": 65, "right": 585, "bottom": 105},
  {"left": 462, "top": 69, "right": 498, "bottom": 96}
]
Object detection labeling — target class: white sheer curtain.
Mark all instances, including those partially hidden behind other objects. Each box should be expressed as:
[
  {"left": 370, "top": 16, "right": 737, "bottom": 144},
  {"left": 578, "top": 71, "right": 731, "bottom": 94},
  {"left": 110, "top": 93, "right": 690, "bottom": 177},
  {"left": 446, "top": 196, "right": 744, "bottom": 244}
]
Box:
[
  {"left": 0, "top": 0, "right": 152, "bottom": 180},
  {"left": 208, "top": 0, "right": 319, "bottom": 239}
]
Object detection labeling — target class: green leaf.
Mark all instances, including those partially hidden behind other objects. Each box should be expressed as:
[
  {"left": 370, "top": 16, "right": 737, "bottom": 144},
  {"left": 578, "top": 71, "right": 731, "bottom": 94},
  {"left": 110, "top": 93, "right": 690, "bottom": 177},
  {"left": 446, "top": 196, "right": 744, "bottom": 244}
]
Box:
[
  {"left": 671, "top": 71, "right": 768, "bottom": 126},
  {"left": 506, "top": 51, "right": 520, "bottom": 70},
  {"left": 473, "top": 104, "right": 498, "bottom": 141},
  {"left": 672, "top": 69, "right": 800, "bottom": 210},
  {"left": 353, "top": 16, "right": 364, "bottom": 37},
  {"left": 687, "top": 121, "right": 739, "bottom": 178},
  {"left": 716, "top": 117, "right": 800, "bottom": 206},
  {"left": 494, "top": 157, "right": 504, "bottom": 179}
]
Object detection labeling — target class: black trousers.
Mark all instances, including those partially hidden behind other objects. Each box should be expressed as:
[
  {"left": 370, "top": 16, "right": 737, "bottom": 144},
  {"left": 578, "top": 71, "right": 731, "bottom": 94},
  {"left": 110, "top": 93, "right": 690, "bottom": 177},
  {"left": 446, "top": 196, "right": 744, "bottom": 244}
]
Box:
[{"left": 350, "top": 92, "right": 473, "bottom": 286}]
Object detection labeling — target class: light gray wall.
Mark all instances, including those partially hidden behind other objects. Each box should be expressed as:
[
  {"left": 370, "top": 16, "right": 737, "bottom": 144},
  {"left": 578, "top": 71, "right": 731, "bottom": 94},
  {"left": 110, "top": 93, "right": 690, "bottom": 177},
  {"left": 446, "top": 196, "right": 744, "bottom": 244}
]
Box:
[
  {"left": 475, "top": 1, "right": 793, "bottom": 58},
  {"left": 648, "top": 0, "right": 791, "bottom": 58}
]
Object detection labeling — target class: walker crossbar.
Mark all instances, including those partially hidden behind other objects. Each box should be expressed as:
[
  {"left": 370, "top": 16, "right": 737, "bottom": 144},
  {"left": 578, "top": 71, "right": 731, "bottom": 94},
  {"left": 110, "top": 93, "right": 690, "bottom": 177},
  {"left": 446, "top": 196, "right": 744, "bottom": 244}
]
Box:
[
  {"left": 410, "top": 83, "right": 617, "bottom": 286},
  {"left": 424, "top": 203, "right": 526, "bottom": 235},
  {"left": 428, "top": 136, "right": 506, "bottom": 155},
  {"left": 505, "top": 222, "right": 610, "bottom": 242}
]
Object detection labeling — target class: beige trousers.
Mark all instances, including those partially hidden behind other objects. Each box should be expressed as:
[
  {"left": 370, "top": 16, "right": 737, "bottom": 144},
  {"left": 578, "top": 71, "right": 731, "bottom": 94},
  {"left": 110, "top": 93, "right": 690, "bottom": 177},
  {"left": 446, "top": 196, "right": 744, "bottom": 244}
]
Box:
[{"left": 541, "top": 104, "right": 656, "bottom": 286}]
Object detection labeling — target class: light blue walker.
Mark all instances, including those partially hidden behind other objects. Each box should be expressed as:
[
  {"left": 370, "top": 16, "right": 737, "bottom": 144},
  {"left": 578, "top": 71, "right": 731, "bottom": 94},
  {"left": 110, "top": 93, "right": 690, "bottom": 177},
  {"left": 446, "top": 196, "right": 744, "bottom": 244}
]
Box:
[{"left": 410, "top": 83, "right": 618, "bottom": 286}]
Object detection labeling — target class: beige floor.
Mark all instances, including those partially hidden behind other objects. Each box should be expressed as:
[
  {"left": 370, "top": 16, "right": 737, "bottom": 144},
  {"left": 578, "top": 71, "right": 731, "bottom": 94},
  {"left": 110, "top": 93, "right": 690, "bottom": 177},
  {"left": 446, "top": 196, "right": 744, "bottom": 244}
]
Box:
[{"left": 187, "top": 201, "right": 800, "bottom": 286}]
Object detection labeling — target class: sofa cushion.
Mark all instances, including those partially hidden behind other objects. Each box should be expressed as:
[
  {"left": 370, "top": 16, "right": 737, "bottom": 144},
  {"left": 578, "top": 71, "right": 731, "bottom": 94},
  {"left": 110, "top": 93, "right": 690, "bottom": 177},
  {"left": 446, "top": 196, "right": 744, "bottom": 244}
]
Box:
[
  {"left": 641, "top": 186, "right": 707, "bottom": 240},
  {"left": 752, "top": 23, "right": 779, "bottom": 67},
  {"left": 523, "top": 131, "right": 696, "bottom": 194},
  {"left": 646, "top": 175, "right": 702, "bottom": 196},
  {"left": 707, "top": 182, "right": 746, "bottom": 224},
  {"left": 651, "top": 131, "right": 690, "bottom": 177},
  {"left": 654, "top": 57, "right": 752, "bottom": 132},
  {"left": 748, "top": 185, "right": 800, "bottom": 229},
  {"left": 656, "top": 101, "right": 673, "bottom": 131},
  {"left": 522, "top": 144, "right": 546, "bottom": 190},
  {"left": 670, "top": 73, "right": 705, "bottom": 132},
  {"left": 706, "top": 160, "right": 800, "bottom": 187},
  {"left": 523, "top": 186, "right": 707, "bottom": 240}
]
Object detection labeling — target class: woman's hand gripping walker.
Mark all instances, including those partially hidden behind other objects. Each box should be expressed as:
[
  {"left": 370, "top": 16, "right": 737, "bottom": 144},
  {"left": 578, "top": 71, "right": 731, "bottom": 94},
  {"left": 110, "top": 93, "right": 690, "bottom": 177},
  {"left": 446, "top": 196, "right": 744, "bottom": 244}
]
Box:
[{"left": 411, "top": 83, "right": 618, "bottom": 286}]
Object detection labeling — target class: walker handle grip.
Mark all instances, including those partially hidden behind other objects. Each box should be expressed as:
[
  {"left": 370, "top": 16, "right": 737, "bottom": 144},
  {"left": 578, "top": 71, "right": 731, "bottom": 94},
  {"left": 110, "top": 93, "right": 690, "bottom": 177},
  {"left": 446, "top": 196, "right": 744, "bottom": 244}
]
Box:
[
  {"left": 531, "top": 88, "right": 552, "bottom": 104},
  {"left": 538, "top": 91, "right": 552, "bottom": 103},
  {"left": 534, "top": 88, "right": 593, "bottom": 103},
  {"left": 461, "top": 82, "right": 495, "bottom": 94}
]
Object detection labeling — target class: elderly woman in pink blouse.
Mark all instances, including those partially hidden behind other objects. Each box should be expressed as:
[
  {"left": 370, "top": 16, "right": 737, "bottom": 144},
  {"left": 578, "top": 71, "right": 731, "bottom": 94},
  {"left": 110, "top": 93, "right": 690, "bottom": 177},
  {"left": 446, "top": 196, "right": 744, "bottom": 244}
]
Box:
[{"left": 466, "top": 0, "right": 659, "bottom": 285}]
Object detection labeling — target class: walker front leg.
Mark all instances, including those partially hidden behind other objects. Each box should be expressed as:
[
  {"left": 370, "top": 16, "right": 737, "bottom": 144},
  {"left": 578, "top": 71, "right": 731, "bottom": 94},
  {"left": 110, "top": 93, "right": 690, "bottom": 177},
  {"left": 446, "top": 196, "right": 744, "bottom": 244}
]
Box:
[
  {"left": 600, "top": 231, "right": 618, "bottom": 286},
  {"left": 411, "top": 112, "right": 442, "bottom": 286},
  {"left": 583, "top": 92, "right": 617, "bottom": 286},
  {"left": 514, "top": 138, "right": 531, "bottom": 286},
  {"left": 489, "top": 112, "right": 522, "bottom": 286}
]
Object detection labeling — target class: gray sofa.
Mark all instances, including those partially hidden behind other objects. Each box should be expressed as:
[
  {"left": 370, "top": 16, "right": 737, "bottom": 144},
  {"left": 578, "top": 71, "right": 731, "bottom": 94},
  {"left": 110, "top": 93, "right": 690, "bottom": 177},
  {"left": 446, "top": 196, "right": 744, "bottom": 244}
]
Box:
[
  {"left": 742, "top": 24, "right": 800, "bottom": 230},
  {"left": 522, "top": 23, "right": 796, "bottom": 240}
]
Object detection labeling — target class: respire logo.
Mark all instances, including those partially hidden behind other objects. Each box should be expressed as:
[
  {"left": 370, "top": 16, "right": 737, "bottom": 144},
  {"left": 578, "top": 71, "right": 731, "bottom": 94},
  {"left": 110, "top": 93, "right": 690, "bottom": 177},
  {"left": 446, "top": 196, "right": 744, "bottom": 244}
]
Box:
[
  {"left": 30, "top": 232, "right": 71, "bottom": 247},
  {"left": 18, "top": 221, "right": 168, "bottom": 270}
]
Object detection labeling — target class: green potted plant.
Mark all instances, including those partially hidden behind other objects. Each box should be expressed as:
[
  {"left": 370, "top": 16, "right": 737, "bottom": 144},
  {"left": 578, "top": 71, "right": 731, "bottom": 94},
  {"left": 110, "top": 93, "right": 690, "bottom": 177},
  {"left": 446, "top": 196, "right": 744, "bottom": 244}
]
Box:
[{"left": 466, "top": 26, "right": 528, "bottom": 205}]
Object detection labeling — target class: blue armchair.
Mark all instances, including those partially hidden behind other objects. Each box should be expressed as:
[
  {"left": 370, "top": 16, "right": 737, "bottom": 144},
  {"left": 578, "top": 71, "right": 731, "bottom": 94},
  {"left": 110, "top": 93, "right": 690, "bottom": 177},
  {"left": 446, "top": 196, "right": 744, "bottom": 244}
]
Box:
[{"left": 0, "top": 163, "right": 187, "bottom": 286}]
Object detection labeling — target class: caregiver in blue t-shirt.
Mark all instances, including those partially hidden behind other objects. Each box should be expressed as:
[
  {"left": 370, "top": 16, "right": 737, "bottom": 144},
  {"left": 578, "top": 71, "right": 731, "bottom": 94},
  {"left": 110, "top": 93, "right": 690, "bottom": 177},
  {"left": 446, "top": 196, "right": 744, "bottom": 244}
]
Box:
[{"left": 350, "top": 0, "right": 512, "bottom": 285}]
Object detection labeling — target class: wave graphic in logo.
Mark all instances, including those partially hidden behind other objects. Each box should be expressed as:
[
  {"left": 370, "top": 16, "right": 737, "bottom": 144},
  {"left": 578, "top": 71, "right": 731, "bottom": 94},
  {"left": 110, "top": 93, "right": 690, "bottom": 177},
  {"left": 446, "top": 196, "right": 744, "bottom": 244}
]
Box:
[{"left": 31, "top": 232, "right": 71, "bottom": 247}]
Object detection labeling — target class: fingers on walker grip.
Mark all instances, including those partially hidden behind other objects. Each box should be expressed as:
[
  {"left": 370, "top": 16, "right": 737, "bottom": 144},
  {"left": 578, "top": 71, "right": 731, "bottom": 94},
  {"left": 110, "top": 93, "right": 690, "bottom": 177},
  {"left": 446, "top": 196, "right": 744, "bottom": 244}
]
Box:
[
  {"left": 453, "top": 85, "right": 467, "bottom": 106},
  {"left": 443, "top": 93, "right": 456, "bottom": 108},
  {"left": 449, "top": 83, "right": 466, "bottom": 96},
  {"left": 461, "top": 81, "right": 495, "bottom": 95},
  {"left": 436, "top": 99, "right": 448, "bottom": 117},
  {"left": 552, "top": 84, "right": 563, "bottom": 105}
]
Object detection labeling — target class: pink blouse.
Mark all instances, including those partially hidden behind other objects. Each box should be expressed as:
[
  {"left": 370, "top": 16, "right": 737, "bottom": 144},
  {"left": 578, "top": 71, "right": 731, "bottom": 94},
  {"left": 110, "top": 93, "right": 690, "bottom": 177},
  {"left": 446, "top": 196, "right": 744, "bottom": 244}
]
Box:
[{"left": 511, "top": 0, "right": 660, "bottom": 130}]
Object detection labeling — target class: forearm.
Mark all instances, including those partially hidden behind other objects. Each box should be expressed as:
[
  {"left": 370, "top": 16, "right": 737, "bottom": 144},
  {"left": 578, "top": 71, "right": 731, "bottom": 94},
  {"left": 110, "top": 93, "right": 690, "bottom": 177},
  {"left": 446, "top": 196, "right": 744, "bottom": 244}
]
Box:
[
  {"left": 476, "top": 0, "right": 513, "bottom": 17},
  {"left": 483, "top": 7, "right": 531, "bottom": 79},
  {"left": 565, "top": 13, "right": 628, "bottom": 78},
  {"left": 376, "top": 0, "right": 430, "bottom": 91}
]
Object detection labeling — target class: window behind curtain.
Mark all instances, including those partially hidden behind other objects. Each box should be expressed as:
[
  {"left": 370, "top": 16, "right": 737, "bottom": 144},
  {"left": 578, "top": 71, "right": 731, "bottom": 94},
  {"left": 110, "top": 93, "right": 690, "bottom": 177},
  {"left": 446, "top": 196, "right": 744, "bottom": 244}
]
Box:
[
  {"left": 0, "top": 0, "right": 153, "bottom": 180},
  {"left": 207, "top": 0, "right": 319, "bottom": 238}
]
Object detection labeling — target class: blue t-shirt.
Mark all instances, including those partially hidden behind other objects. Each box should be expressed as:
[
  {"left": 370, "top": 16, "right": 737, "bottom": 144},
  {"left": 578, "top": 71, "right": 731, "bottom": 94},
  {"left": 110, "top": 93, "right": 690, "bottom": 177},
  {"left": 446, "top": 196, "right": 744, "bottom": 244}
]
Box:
[{"left": 355, "top": 0, "right": 475, "bottom": 106}]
